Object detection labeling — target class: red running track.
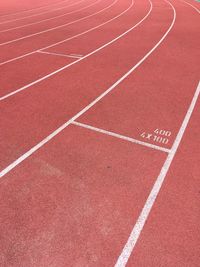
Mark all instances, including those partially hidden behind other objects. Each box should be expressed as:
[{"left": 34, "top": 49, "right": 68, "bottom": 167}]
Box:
[{"left": 0, "top": 0, "right": 199, "bottom": 266}]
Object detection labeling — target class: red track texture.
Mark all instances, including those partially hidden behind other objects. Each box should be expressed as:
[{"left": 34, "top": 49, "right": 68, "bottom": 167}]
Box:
[{"left": 0, "top": 0, "right": 199, "bottom": 266}]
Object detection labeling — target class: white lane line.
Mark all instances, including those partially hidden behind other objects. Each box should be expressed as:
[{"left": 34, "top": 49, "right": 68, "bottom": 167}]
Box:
[
  {"left": 72, "top": 121, "right": 171, "bottom": 153},
  {"left": 0, "top": 0, "right": 98, "bottom": 33},
  {"left": 0, "top": 0, "right": 177, "bottom": 179},
  {"left": 0, "top": 0, "right": 86, "bottom": 25},
  {"left": 180, "top": 0, "right": 200, "bottom": 13},
  {"left": 115, "top": 81, "right": 200, "bottom": 267},
  {"left": 37, "top": 50, "right": 83, "bottom": 58},
  {"left": 39, "top": 0, "right": 127, "bottom": 52},
  {"left": 0, "top": 0, "right": 100, "bottom": 45},
  {"left": 0, "top": 0, "right": 71, "bottom": 19},
  {"left": 0, "top": 0, "right": 121, "bottom": 66},
  {"left": 0, "top": 0, "right": 151, "bottom": 100}
]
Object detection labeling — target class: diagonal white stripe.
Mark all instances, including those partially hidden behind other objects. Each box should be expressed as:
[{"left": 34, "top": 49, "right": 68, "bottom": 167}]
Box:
[{"left": 72, "top": 121, "right": 171, "bottom": 153}]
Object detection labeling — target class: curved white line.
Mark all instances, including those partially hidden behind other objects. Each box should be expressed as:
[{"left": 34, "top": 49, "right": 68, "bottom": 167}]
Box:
[
  {"left": 0, "top": 0, "right": 102, "bottom": 46},
  {"left": 0, "top": 0, "right": 86, "bottom": 25},
  {"left": 0, "top": 0, "right": 177, "bottom": 184},
  {"left": 0, "top": 0, "right": 152, "bottom": 101},
  {"left": 180, "top": 0, "right": 200, "bottom": 13},
  {"left": 0, "top": 0, "right": 118, "bottom": 65},
  {"left": 0, "top": 0, "right": 100, "bottom": 33},
  {"left": 115, "top": 1, "right": 177, "bottom": 266},
  {"left": 0, "top": 0, "right": 71, "bottom": 19},
  {"left": 40, "top": 0, "right": 133, "bottom": 51}
]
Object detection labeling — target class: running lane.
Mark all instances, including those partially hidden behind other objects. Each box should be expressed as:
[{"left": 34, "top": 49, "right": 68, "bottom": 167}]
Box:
[
  {"left": 0, "top": 0, "right": 131, "bottom": 95},
  {"left": 0, "top": 0, "right": 115, "bottom": 64},
  {"left": 126, "top": 82, "right": 200, "bottom": 267},
  {"left": 0, "top": 0, "right": 171, "bottom": 169}
]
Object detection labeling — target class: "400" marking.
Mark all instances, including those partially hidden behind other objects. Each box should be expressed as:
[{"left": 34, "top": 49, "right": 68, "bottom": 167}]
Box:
[{"left": 154, "top": 129, "right": 171, "bottom": 137}]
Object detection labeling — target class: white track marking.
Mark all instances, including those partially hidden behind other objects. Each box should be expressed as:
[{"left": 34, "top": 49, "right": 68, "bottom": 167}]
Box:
[
  {"left": 180, "top": 0, "right": 200, "bottom": 13},
  {"left": 0, "top": 0, "right": 71, "bottom": 19},
  {"left": 0, "top": 0, "right": 98, "bottom": 33},
  {"left": 0, "top": 0, "right": 178, "bottom": 178},
  {"left": 37, "top": 50, "right": 82, "bottom": 58},
  {"left": 0, "top": 0, "right": 86, "bottom": 25},
  {"left": 70, "top": 53, "right": 84, "bottom": 57},
  {"left": 1, "top": 0, "right": 152, "bottom": 100},
  {"left": 115, "top": 81, "right": 200, "bottom": 267},
  {"left": 0, "top": 0, "right": 101, "bottom": 46},
  {"left": 0, "top": 0, "right": 124, "bottom": 66},
  {"left": 72, "top": 121, "right": 171, "bottom": 153}
]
